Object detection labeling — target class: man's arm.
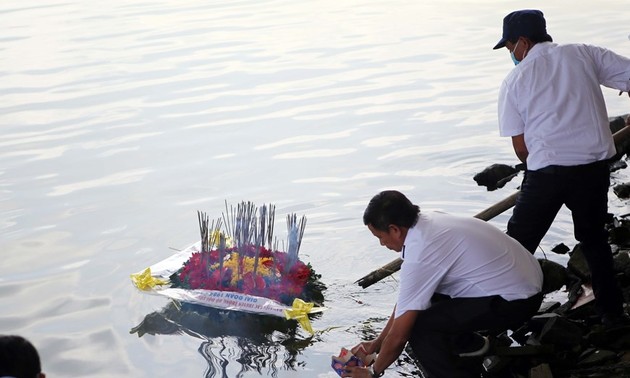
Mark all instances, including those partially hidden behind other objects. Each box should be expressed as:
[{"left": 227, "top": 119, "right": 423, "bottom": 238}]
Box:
[
  {"left": 511, "top": 134, "right": 528, "bottom": 164},
  {"left": 370, "top": 309, "right": 418, "bottom": 375}
]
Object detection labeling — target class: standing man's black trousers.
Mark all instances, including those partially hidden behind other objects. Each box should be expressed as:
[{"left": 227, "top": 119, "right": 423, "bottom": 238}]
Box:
[{"left": 507, "top": 160, "right": 624, "bottom": 318}]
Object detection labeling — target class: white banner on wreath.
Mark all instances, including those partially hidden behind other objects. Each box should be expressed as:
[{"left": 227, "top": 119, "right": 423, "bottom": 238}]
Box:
[{"left": 155, "top": 287, "right": 289, "bottom": 317}]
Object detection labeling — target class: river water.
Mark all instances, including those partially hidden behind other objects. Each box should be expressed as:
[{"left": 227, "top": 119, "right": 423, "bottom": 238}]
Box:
[{"left": 1, "top": 1, "right": 629, "bottom": 377}]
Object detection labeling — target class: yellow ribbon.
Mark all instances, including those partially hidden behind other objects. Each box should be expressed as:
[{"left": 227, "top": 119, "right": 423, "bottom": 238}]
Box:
[
  {"left": 130, "top": 267, "right": 169, "bottom": 291},
  {"left": 283, "top": 298, "right": 315, "bottom": 334}
]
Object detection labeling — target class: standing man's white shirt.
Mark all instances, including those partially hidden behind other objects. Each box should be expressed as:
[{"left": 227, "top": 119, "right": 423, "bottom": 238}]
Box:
[
  {"left": 395, "top": 212, "right": 543, "bottom": 318},
  {"left": 498, "top": 42, "right": 630, "bottom": 171}
]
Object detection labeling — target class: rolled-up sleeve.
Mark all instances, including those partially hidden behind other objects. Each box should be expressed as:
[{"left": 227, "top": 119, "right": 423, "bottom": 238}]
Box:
[{"left": 395, "top": 261, "right": 445, "bottom": 318}]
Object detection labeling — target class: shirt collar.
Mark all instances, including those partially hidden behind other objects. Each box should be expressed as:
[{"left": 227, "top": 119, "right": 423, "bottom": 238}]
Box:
[{"left": 523, "top": 41, "right": 554, "bottom": 60}]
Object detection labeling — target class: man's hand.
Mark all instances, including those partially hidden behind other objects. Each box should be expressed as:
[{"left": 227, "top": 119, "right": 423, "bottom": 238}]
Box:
[{"left": 351, "top": 341, "right": 378, "bottom": 359}]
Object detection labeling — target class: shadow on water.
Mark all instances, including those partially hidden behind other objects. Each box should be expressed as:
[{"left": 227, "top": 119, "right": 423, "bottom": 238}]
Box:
[{"left": 130, "top": 301, "right": 322, "bottom": 377}]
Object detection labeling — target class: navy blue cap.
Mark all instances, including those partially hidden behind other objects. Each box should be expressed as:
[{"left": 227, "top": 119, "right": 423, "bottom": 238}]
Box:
[{"left": 493, "top": 9, "right": 550, "bottom": 50}]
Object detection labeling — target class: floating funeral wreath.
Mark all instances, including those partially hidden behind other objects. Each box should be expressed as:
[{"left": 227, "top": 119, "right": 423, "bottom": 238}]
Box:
[{"left": 131, "top": 201, "right": 325, "bottom": 333}]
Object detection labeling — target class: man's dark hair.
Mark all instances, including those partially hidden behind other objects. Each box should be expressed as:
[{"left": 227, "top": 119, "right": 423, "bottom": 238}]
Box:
[
  {"left": 363, "top": 190, "right": 420, "bottom": 231},
  {"left": 0, "top": 335, "right": 42, "bottom": 378}
]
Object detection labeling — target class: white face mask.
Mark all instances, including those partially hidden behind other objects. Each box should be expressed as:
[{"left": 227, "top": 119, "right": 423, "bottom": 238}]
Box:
[{"left": 510, "top": 40, "right": 521, "bottom": 65}]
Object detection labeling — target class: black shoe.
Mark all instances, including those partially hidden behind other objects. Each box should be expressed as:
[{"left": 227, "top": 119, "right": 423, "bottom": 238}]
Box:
[{"left": 456, "top": 333, "right": 490, "bottom": 357}]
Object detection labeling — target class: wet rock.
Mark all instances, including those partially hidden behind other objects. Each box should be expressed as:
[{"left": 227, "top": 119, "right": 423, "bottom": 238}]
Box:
[
  {"left": 609, "top": 115, "right": 628, "bottom": 134},
  {"left": 614, "top": 251, "right": 630, "bottom": 293},
  {"left": 609, "top": 223, "right": 630, "bottom": 245},
  {"left": 481, "top": 354, "right": 512, "bottom": 374},
  {"left": 610, "top": 114, "right": 630, "bottom": 159},
  {"left": 529, "top": 363, "right": 553, "bottom": 378},
  {"left": 610, "top": 159, "right": 628, "bottom": 172},
  {"left": 551, "top": 243, "right": 570, "bottom": 254},
  {"left": 614, "top": 251, "right": 630, "bottom": 275},
  {"left": 586, "top": 326, "right": 630, "bottom": 350},
  {"left": 473, "top": 164, "right": 519, "bottom": 191},
  {"left": 485, "top": 214, "right": 630, "bottom": 376},
  {"left": 576, "top": 348, "right": 619, "bottom": 368},
  {"left": 539, "top": 258, "right": 569, "bottom": 294},
  {"left": 539, "top": 315, "right": 584, "bottom": 348},
  {"left": 568, "top": 244, "right": 592, "bottom": 283},
  {"left": 614, "top": 183, "right": 630, "bottom": 199}
]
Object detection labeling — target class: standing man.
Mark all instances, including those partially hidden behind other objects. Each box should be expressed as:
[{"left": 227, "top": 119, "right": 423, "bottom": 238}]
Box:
[
  {"left": 343, "top": 190, "right": 543, "bottom": 378},
  {"left": 493, "top": 9, "right": 630, "bottom": 326}
]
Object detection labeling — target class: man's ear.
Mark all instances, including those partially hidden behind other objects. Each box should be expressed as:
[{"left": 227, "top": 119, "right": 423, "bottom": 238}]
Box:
[{"left": 388, "top": 224, "right": 402, "bottom": 235}]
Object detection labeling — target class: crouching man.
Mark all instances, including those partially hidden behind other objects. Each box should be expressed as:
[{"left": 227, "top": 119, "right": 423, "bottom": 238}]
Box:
[{"left": 344, "top": 190, "right": 543, "bottom": 378}]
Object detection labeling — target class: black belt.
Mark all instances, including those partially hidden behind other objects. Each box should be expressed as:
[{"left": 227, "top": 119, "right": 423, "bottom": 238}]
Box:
[{"left": 533, "top": 159, "right": 609, "bottom": 174}]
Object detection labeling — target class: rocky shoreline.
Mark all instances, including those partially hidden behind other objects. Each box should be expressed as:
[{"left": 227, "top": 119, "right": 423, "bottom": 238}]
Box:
[
  {"left": 477, "top": 235, "right": 630, "bottom": 378},
  {"left": 470, "top": 114, "right": 630, "bottom": 378}
]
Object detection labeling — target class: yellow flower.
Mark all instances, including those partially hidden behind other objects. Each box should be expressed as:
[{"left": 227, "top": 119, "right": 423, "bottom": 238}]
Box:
[{"left": 212, "top": 253, "right": 274, "bottom": 286}]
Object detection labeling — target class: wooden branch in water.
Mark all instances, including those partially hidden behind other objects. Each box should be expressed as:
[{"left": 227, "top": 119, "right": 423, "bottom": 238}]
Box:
[
  {"left": 355, "top": 125, "right": 630, "bottom": 289},
  {"left": 472, "top": 191, "right": 520, "bottom": 221}
]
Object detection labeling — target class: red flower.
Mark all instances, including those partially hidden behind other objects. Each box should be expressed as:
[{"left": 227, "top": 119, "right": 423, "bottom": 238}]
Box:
[
  {"left": 174, "top": 248, "right": 316, "bottom": 303},
  {"left": 242, "top": 271, "right": 267, "bottom": 293}
]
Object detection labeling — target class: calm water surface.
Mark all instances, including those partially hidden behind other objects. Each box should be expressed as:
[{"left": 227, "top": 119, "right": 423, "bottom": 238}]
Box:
[{"left": 2, "top": 0, "right": 630, "bottom": 376}]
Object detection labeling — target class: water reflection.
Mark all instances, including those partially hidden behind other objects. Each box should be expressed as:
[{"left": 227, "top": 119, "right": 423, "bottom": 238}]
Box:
[
  {"left": 131, "top": 302, "right": 319, "bottom": 377},
  {"left": 198, "top": 338, "right": 305, "bottom": 378}
]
